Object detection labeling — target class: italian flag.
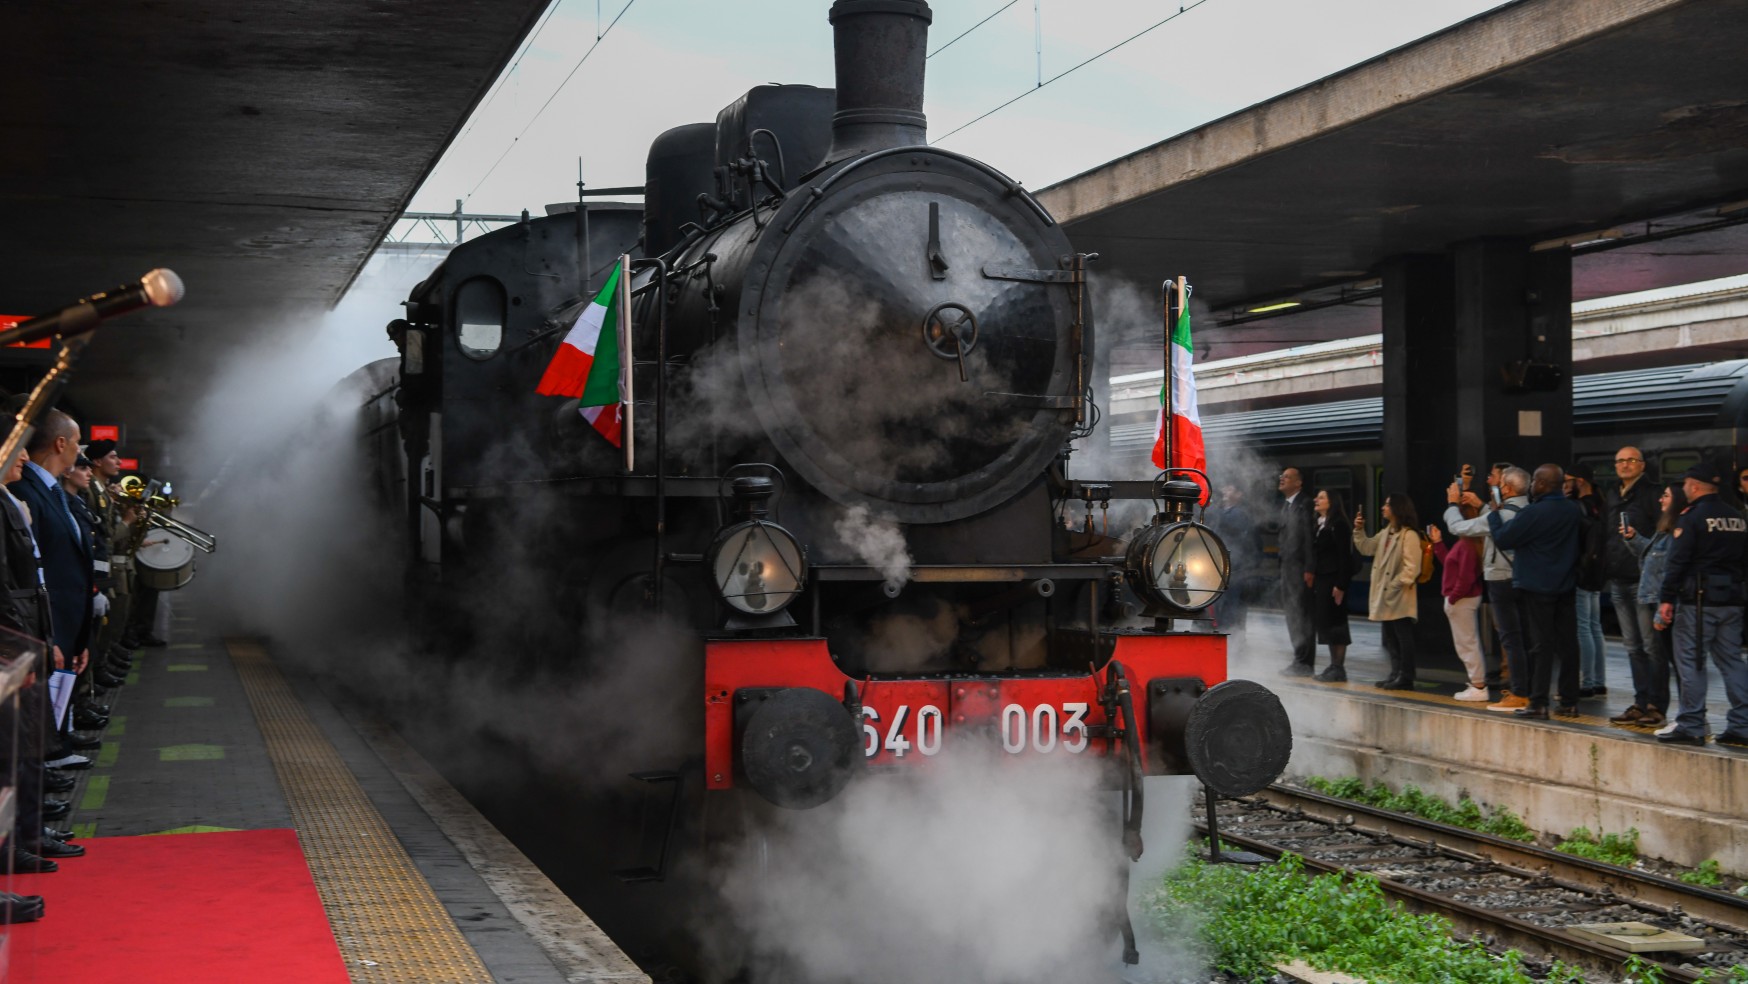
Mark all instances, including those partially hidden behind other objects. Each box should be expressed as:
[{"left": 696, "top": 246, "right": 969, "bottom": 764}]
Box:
[
  {"left": 535, "top": 259, "right": 625, "bottom": 446},
  {"left": 1151, "top": 299, "right": 1205, "bottom": 484}
]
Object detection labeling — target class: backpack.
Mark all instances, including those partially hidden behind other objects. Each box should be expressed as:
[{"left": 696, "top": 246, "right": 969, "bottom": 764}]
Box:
[
  {"left": 1417, "top": 538, "right": 1436, "bottom": 585},
  {"left": 1576, "top": 502, "right": 1609, "bottom": 592}
]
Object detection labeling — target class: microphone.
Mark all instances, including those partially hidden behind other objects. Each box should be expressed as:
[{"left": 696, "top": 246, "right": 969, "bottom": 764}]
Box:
[{"left": 0, "top": 268, "right": 185, "bottom": 348}]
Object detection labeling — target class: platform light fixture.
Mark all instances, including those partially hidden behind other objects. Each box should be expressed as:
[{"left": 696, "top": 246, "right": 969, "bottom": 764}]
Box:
[{"left": 1245, "top": 300, "right": 1301, "bottom": 314}]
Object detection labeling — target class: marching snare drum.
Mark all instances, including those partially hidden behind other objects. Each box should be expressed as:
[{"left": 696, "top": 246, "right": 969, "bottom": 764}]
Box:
[{"left": 135, "top": 528, "right": 196, "bottom": 591}]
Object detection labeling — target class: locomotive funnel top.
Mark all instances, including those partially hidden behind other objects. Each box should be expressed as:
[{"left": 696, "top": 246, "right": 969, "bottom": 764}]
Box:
[{"left": 827, "top": 0, "right": 932, "bottom": 161}]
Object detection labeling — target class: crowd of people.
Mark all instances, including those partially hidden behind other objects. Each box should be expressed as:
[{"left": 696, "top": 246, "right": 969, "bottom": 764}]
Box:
[
  {"left": 1238, "top": 452, "right": 1748, "bottom": 750},
  {"left": 1, "top": 411, "right": 164, "bottom": 923}
]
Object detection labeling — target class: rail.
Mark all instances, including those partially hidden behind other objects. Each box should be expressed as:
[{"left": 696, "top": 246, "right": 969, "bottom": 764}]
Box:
[{"left": 1191, "top": 784, "right": 1748, "bottom": 982}]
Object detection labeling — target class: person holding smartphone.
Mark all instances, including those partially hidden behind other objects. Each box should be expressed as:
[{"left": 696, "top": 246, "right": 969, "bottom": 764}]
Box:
[
  {"left": 1603, "top": 447, "right": 1661, "bottom": 712},
  {"left": 1353, "top": 494, "right": 1422, "bottom": 690}
]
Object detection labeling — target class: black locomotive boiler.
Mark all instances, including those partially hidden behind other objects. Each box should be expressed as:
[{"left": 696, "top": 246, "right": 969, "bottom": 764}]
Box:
[{"left": 367, "top": 0, "right": 1292, "bottom": 971}]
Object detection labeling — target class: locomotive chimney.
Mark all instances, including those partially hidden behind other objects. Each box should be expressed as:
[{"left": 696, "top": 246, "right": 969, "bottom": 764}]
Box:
[{"left": 827, "top": 0, "right": 932, "bottom": 161}]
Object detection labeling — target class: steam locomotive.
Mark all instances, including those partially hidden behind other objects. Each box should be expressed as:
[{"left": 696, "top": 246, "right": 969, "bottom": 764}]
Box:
[{"left": 365, "top": 0, "right": 1290, "bottom": 970}]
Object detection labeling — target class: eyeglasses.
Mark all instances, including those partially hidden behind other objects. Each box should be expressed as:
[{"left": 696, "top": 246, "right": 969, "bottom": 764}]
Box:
[{"left": 1614, "top": 458, "right": 1642, "bottom": 464}]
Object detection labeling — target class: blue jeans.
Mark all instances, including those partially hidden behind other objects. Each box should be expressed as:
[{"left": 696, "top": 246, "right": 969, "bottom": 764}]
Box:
[
  {"left": 1609, "top": 580, "right": 1666, "bottom": 712},
  {"left": 1671, "top": 601, "right": 1748, "bottom": 738},
  {"left": 1486, "top": 579, "right": 1528, "bottom": 695},
  {"left": 1575, "top": 589, "right": 1605, "bottom": 690}
]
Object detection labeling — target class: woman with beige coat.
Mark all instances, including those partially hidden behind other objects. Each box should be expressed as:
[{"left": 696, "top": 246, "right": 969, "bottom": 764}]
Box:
[{"left": 1353, "top": 493, "right": 1421, "bottom": 691}]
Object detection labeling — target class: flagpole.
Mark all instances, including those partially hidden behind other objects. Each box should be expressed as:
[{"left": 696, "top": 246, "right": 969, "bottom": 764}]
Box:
[
  {"left": 1160, "top": 277, "right": 1177, "bottom": 473},
  {"left": 618, "top": 254, "right": 634, "bottom": 473}
]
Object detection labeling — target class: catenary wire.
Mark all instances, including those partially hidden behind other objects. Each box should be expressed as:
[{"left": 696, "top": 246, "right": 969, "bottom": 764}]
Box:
[
  {"left": 466, "top": 0, "right": 639, "bottom": 202},
  {"left": 454, "top": 0, "right": 572, "bottom": 146},
  {"left": 934, "top": 0, "right": 1214, "bottom": 144},
  {"left": 928, "top": 0, "right": 1019, "bottom": 58}
]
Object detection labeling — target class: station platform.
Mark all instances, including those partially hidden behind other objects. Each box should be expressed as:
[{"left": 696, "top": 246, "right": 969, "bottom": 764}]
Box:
[
  {"left": 4, "top": 595, "right": 648, "bottom": 984},
  {"left": 1230, "top": 611, "right": 1748, "bottom": 875}
]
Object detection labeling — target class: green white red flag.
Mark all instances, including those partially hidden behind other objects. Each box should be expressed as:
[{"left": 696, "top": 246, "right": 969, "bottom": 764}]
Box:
[
  {"left": 536, "top": 257, "right": 628, "bottom": 448},
  {"left": 1150, "top": 297, "right": 1205, "bottom": 480}
]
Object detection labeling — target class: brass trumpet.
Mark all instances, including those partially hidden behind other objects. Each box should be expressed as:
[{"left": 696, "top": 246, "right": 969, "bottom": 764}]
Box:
[
  {"left": 120, "top": 476, "right": 217, "bottom": 553},
  {"left": 118, "top": 475, "right": 179, "bottom": 510}
]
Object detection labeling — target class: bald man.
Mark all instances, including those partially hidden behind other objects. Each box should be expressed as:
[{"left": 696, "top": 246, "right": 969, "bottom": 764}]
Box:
[{"left": 1603, "top": 446, "right": 1661, "bottom": 723}]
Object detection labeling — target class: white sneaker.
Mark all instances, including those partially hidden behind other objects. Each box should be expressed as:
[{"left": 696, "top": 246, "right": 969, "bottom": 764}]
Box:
[
  {"left": 1654, "top": 720, "right": 1680, "bottom": 736},
  {"left": 45, "top": 753, "right": 90, "bottom": 769},
  {"left": 1454, "top": 686, "right": 1491, "bottom": 702}
]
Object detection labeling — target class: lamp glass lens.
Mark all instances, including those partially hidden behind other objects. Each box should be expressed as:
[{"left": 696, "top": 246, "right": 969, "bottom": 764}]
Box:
[
  {"left": 713, "top": 522, "right": 805, "bottom": 613},
  {"left": 1149, "top": 524, "right": 1229, "bottom": 610}
]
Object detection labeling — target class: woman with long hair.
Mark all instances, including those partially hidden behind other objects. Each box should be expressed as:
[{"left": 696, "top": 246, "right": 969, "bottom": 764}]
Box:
[
  {"left": 1618, "top": 483, "right": 1686, "bottom": 730},
  {"left": 1310, "top": 490, "right": 1358, "bottom": 681},
  {"left": 1353, "top": 493, "right": 1421, "bottom": 690},
  {"left": 1426, "top": 519, "right": 1489, "bottom": 701}
]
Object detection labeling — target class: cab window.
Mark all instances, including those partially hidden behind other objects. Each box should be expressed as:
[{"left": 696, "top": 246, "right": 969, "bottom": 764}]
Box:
[{"left": 454, "top": 277, "right": 506, "bottom": 360}]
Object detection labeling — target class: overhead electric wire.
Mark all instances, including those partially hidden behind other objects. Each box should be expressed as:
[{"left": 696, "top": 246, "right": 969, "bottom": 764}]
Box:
[
  {"left": 928, "top": 0, "right": 1019, "bottom": 58},
  {"left": 934, "top": 0, "right": 1214, "bottom": 144},
  {"left": 466, "top": 0, "right": 638, "bottom": 202},
  {"left": 455, "top": 0, "right": 571, "bottom": 146}
]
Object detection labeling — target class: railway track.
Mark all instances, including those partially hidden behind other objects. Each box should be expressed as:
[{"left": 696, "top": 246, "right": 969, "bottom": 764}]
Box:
[{"left": 1191, "top": 784, "right": 1748, "bottom": 982}]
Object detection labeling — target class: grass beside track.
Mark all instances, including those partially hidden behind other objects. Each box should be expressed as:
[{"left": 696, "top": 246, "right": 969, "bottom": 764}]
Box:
[{"left": 1146, "top": 853, "right": 1748, "bottom": 984}]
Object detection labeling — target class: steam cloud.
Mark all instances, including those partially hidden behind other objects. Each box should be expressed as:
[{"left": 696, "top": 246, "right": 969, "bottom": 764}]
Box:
[
  {"left": 704, "top": 752, "right": 1201, "bottom": 984},
  {"left": 831, "top": 503, "right": 911, "bottom": 591}
]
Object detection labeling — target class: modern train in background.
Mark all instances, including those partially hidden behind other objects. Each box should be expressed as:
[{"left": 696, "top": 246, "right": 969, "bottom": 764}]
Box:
[{"left": 1106, "top": 358, "right": 1748, "bottom": 594}]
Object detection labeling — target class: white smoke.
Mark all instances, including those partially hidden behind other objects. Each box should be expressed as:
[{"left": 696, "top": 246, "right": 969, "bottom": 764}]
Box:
[
  {"left": 705, "top": 751, "right": 1201, "bottom": 984},
  {"left": 831, "top": 503, "right": 912, "bottom": 591}
]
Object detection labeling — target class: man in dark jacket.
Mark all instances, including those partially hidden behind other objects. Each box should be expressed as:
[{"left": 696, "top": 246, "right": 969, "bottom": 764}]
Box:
[
  {"left": 1604, "top": 446, "right": 1660, "bottom": 722},
  {"left": 6, "top": 411, "right": 93, "bottom": 680},
  {"left": 1655, "top": 462, "right": 1748, "bottom": 747},
  {"left": 1275, "top": 467, "right": 1318, "bottom": 676},
  {"left": 1490, "top": 464, "right": 1584, "bottom": 718}
]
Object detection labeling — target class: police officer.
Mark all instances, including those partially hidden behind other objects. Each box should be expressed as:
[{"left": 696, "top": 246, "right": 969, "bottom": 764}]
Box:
[{"left": 1656, "top": 461, "right": 1748, "bottom": 747}]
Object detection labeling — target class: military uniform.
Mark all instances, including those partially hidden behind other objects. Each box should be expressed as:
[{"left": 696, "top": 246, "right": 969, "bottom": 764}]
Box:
[
  {"left": 1658, "top": 463, "right": 1748, "bottom": 743},
  {"left": 80, "top": 475, "right": 131, "bottom": 664}
]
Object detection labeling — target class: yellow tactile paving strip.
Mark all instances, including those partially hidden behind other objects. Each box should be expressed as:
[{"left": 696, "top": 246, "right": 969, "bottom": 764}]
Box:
[{"left": 227, "top": 639, "right": 493, "bottom": 984}]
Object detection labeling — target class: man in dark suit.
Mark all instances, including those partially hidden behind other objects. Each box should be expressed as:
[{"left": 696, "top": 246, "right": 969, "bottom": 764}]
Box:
[
  {"left": 1277, "top": 466, "right": 1318, "bottom": 675},
  {"left": 7, "top": 410, "right": 94, "bottom": 696}
]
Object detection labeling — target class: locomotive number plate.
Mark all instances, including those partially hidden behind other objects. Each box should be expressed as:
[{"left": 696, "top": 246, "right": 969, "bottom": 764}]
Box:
[{"left": 860, "top": 701, "right": 1096, "bottom": 760}]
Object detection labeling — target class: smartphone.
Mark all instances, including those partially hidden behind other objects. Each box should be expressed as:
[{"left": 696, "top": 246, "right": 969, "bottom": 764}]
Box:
[
  {"left": 1619, "top": 514, "right": 1629, "bottom": 533},
  {"left": 1490, "top": 486, "right": 1501, "bottom": 504}
]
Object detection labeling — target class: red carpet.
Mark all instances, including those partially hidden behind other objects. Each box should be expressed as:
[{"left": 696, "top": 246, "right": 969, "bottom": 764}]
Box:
[{"left": 7, "top": 829, "right": 350, "bottom": 984}]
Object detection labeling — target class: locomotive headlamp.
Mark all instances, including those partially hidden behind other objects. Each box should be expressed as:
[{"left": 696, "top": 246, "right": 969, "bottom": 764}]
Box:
[
  {"left": 1126, "top": 520, "right": 1230, "bottom": 612},
  {"left": 1125, "top": 477, "right": 1229, "bottom": 614},
  {"left": 709, "top": 477, "right": 807, "bottom": 616}
]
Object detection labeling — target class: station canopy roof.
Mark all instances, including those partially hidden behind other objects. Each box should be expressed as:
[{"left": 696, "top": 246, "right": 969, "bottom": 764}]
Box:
[
  {"left": 0, "top": 0, "right": 548, "bottom": 443},
  {"left": 1037, "top": 0, "right": 1748, "bottom": 359}
]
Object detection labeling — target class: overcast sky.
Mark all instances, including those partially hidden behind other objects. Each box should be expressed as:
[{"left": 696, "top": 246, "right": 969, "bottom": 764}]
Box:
[{"left": 408, "top": 0, "right": 1509, "bottom": 215}]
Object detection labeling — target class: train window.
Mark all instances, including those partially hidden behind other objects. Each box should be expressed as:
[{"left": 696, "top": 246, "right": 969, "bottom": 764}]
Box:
[
  {"left": 455, "top": 277, "right": 506, "bottom": 360},
  {"left": 1659, "top": 449, "right": 1701, "bottom": 482}
]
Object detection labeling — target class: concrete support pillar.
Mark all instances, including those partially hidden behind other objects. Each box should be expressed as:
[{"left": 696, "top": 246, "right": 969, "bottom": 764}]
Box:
[
  {"left": 1380, "top": 242, "right": 1574, "bottom": 678},
  {"left": 1381, "top": 254, "right": 1458, "bottom": 664},
  {"left": 1450, "top": 240, "right": 1573, "bottom": 473}
]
